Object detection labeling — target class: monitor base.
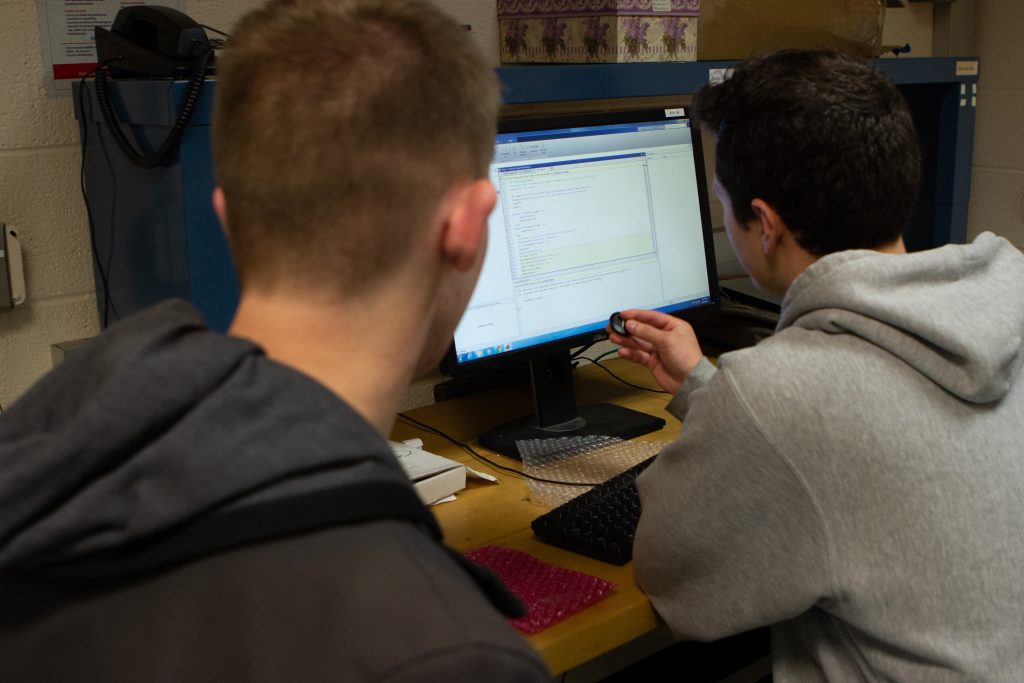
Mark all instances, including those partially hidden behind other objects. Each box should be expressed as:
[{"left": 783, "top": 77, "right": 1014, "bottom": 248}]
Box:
[{"left": 478, "top": 403, "right": 666, "bottom": 460}]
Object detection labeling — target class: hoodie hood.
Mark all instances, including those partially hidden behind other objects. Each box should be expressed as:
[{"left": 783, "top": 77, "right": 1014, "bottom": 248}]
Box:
[
  {"left": 779, "top": 232, "right": 1024, "bottom": 404},
  {"left": 0, "top": 300, "right": 408, "bottom": 572}
]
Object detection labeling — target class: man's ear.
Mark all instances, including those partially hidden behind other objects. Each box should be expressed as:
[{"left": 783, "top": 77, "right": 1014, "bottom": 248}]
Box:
[
  {"left": 212, "top": 187, "right": 230, "bottom": 236},
  {"left": 749, "top": 198, "right": 786, "bottom": 256},
  {"left": 440, "top": 178, "right": 496, "bottom": 272}
]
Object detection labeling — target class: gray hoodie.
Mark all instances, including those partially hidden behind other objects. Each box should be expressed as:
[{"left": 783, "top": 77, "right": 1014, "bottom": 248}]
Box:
[{"left": 634, "top": 233, "right": 1024, "bottom": 682}]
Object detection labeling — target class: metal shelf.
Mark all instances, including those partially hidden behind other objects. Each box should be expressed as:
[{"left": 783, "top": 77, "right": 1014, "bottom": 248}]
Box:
[{"left": 497, "top": 57, "right": 979, "bottom": 249}]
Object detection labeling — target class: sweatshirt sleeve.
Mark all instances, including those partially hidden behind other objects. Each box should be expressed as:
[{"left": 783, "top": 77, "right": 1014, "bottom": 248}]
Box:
[
  {"left": 666, "top": 356, "right": 718, "bottom": 419},
  {"left": 633, "top": 365, "right": 834, "bottom": 641}
]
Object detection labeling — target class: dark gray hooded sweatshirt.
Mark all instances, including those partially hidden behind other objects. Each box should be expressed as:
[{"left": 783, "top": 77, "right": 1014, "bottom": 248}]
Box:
[{"left": 0, "top": 300, "right": 546, "bottom": 682}]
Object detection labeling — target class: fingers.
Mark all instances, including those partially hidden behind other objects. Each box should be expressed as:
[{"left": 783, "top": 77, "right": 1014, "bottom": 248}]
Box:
[
  {"left": 610, "top": 331, "right": 655, "bottom": 355},
  {"left": 616, "top": 310, "right": 688, "bottom": 351},
  {"left": 617, "top": 346, "right": 654, "bottom": 367},
  {"left": 622, "top": 318, "right": 674, "bottom": 349},
  {"left": 619, "top": 308, "right": 681, "bottom": 330}
]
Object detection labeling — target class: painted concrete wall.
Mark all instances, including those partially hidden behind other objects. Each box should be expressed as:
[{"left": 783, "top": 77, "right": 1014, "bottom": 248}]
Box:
[
  {"left": 0, "top": 1, "right": 1018, "bottom": 412},
  {"left": 969, "top": 0, "right": 1024, "bottom": 246},
  {"left": 0, "top": 1, "right": 102, "bottom": 411}
]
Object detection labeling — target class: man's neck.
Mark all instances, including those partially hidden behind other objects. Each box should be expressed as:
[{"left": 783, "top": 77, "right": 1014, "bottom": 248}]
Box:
[
  {"left": 876, "top": 237, "right": 907, "bottom": 255},
  {"left": 227, "top": 290, "right": 426, "bottom": 436},
  {"left": 775, "top": 235, "right": 909, "bottom": 296}
]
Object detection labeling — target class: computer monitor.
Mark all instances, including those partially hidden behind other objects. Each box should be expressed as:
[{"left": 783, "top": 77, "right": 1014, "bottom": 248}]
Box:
[{"left": 445, "top": 106, "right": 718, "bottom": 458}]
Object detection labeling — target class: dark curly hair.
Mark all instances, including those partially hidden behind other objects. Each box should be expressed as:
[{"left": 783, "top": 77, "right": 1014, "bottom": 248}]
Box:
[{"left": 693, "top": 49, "right": 921, "bottom": 255}]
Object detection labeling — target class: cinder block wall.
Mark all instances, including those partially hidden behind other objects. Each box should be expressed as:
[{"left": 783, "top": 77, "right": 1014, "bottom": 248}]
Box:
[
  {"left": 0, "top": 1, "right": 103, "bottom": 411},
  {"left": 969, "top": 0, "right": 1024, "bottom": 246}
]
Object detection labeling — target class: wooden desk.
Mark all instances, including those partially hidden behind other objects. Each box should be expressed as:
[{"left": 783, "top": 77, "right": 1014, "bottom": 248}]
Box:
[{"left": 390, "top": 358, "right": 681, "bottom": 676}]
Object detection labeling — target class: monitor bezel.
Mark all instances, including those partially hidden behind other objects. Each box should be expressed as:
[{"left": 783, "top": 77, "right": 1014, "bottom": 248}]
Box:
[{"left": 441, "top": 105, "right": 720, "bottom": 377}]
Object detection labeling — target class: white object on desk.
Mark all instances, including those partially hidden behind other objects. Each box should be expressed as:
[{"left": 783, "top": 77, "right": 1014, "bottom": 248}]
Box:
[{"left": 389, "top": 439, "right": 467, "bottom": 505}]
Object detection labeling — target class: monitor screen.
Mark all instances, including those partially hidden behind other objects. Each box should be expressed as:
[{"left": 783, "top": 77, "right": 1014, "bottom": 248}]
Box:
[
  {"left": 443, "top": 106, "right": 718, "bottom": 458},
  {"left": 452, "top": 107, "right": 716, "bottom": 369}
]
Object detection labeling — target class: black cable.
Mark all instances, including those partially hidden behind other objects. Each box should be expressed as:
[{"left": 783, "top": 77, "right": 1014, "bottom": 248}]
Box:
[
  {"left": 200, "top": 23, "right": 230, "bottom": 38},
  {"left": 82, "top": 38, "right": 215, "bottom": 323},
  {"left": 569, "top": 342, "right": 596, "bottom": 361},
  {"left": 98, "top": 110, "right": 120, "bottom": 326},
  {"left": 197, "top": 24, "right": 228, "bottom": 51},
  {"left": 576, "top": 356, "right": 671, "bottom": 395},
  {"left": 396, "top": 413, "right": 602, "bottom": 487},
  {"left": 78, "top": 59, "right": 123, "bottom": 328},
  {"left": 95, "top": 45, "right": 213, "bottom": 169},
  {"left": 588, "top": 348, "right": 618, "bottom": 363}
]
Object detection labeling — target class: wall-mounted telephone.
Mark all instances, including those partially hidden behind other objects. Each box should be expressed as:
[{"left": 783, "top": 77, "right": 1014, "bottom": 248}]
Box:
[
  {"left": 91, "top": 6, "right": 216, "bottom": 169},
  {"left": 95, "top": 6, "right": 213, "bottom": 79}
]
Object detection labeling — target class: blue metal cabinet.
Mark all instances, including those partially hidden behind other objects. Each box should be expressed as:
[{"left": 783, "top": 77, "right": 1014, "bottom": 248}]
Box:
[{"left": 74, "top": 78, "right": 235, "bottom": 330}]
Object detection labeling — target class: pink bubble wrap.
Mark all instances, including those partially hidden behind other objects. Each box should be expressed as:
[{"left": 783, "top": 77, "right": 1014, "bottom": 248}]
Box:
[{"left": 464, "top": 545, "right": 617, "bottom": 634}]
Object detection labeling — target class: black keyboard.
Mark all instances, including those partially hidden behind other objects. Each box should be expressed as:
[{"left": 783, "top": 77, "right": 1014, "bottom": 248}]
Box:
[{"left": 530, "top": 456, "right": 656, "bottom": 565}]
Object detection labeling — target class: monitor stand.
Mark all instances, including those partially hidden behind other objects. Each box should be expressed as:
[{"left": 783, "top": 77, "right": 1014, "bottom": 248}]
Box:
[{"left": 478, "top": 350, "right": 666, "bottom": 460}]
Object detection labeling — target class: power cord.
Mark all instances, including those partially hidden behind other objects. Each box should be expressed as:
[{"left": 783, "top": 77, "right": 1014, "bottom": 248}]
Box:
[
  {"left": 569, "top": 342, "right": 596, "bottom": 361},
  {"left": 200, "top": 23, "right": 230, "bottom": 38},
  {"left": 400, "top": 351, "right": 669, "bottom": 485},
  {"left": 78, "top": 59, "right": 123, "bottom": 328},
  {"left": 396, "top": 412, "right": 602, "bottom": 487},
  {"left": 581, "top": 348, "right": 617, "bottom": 363},
  {"left": 575, "top": 355, "right": 672, "bottom": 395},
  {"left": 77, "top": 21, "right": 227, "bottom": 326}
]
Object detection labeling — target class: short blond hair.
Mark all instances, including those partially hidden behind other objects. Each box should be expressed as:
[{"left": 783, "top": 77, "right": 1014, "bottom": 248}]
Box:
[{"left": 213, "top": 0, "right": 499, "bottom": 294}]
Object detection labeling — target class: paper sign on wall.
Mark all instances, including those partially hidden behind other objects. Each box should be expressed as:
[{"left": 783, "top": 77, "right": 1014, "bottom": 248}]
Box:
[{"left": 36, "top": 0, "right": 185, "bottom": 97}]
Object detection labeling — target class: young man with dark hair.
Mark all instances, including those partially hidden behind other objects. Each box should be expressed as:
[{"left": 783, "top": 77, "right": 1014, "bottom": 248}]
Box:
[
  {"left": 612, "top": 49, "right": 1024, "bottom": 681},
  {"left": 0, "top": 1, "right": 547, "bottom": 680}
]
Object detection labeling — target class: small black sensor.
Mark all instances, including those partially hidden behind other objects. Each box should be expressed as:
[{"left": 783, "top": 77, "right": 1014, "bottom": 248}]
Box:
[{"left": 609, "top": 311, "right": 629, "bottom": 337}]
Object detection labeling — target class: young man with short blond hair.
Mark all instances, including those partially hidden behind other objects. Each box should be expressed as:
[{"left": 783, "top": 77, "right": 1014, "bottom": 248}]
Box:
[{"left": 0, "top": 2, "right": 547, "bottom": 680}]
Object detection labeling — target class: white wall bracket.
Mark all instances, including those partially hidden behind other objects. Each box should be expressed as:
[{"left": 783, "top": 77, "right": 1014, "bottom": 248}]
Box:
[{"left": 0, "top": 226, "right": 27, "bottom": 308}]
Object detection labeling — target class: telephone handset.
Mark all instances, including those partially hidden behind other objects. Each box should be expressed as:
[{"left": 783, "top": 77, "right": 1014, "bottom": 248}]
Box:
[
  {"left": 92, "top": 6, "right": 216, "bottom": 169},
  {"left": 95, "top": 6, "right": 212, "bottom": 79}
]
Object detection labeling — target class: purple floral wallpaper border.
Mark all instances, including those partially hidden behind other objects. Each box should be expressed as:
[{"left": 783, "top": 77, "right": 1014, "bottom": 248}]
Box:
[{"left": 497, "top": 0, "right": 700, "bottom": 19}]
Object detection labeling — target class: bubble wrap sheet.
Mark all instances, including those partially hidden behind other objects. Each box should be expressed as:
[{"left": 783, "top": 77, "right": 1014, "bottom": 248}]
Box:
[
  {"left": 517, "top": 435, "right": 667, "bottom": 507},
  {"left": 464, "top": 545, "right": 616, "bottom": 634}
]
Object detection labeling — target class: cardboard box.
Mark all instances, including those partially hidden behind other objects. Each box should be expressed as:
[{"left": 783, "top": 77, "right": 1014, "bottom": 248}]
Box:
[
  {"left": 391, "top": 440, "right": 467, "bottom": 505},
  {"left": 498, "top": 0, "right": 700, "bottom": 64},
  {"left": 497, "top": 1, "right": 886, "bottom": 65},
  {"left": 697, "top": 0, "right": 887, "bottom": 61}
]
